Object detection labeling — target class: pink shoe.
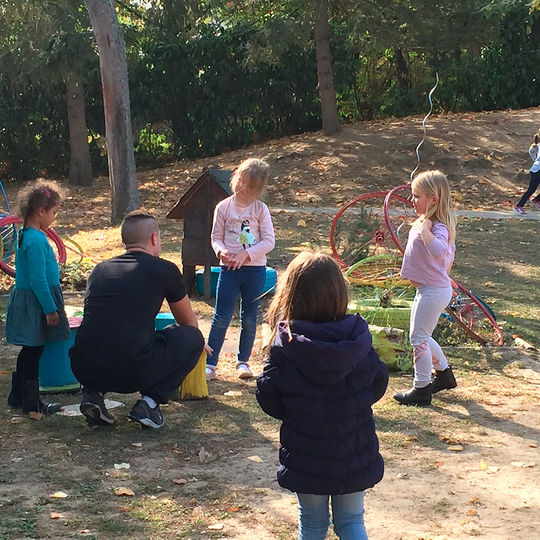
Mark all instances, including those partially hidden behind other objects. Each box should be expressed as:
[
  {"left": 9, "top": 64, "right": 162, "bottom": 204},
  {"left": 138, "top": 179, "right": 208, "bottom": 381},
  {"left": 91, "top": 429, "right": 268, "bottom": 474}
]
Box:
[
  {"left": 531, "top": 200, "right": 540, "bottom": 210},
  {"left": 513, "top": 206, "right": 527, "bottom": 216}
]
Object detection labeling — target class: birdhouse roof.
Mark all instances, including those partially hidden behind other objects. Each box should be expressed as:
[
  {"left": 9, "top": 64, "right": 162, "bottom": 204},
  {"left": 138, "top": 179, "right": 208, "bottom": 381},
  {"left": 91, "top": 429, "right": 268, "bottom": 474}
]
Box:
[{"left": 166, "top": 168, "right": 232, "bottom": 219}]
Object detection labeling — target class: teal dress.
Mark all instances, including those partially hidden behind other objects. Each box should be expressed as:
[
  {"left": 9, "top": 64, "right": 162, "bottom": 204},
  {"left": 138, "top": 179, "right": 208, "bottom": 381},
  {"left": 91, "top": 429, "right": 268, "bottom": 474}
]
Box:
[{"left": 5, "top": 227, "right": 70, "bottom": 346}]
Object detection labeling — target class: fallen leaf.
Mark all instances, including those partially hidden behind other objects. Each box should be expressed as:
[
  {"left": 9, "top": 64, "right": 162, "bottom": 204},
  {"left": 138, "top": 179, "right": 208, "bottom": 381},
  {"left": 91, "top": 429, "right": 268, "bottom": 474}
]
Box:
[
  {"left": 479, "top": 459, "right": 488, "bottom": 470},
  {"left": 50, "top": 491, "right": 68, "bottom": 499},
  {"left": 120, "top": 507, "right": 131, "bottom": 512},
  {"left": 523, "top": 462, "right": 536, "bottom": 468},
  {"left": 114, "top": 463, "right": 130, "bottom": 470},
  {"left": 11, "top": 417, "right": 23, "bottom": 424},
  {"left": 50, "top": 512, "right": 63, "bottom": 519},
  {"left": 297, "top": 219, "right": 307, "bottom": 227},
  {"left": 113, "top": 487, "right": 135, "bottom": 497},
  {"left": 224, "top": 390, "right": 243, "bottom": 397},
  {"left": 396, "top": 472, "right": 409, "bottom": 479},
  {"left": 208, "top": 523, "right": 224, "bottom": 531},
  {"left": 511, "top": 461, "right": 524, "bottom": 467},
  {"left": 447, "top": 445, "right": 464, "bottom": 452},
  {"left": 487, "top": 466, "right": 499, "bottom": 473},
  {"left": 467, "top": 509, "right": 478, "bottom": 516},
  {"left": 247, "top": 455, "right": 263, "bottom": 463},
  {"left": 173, "top": 478, "right": 188, "bottom": 485},
  {"left": 470, "top": 496, "right": 480, "bottom": 505},
  {"left": 227, "top": 506, "right": 240, "bottom": 512},
  {"left": 528, "top": 443, "right": 538, "bottom": 448},
  {"left": 131, "top": 442, "right": 143, "bottom": 448}
]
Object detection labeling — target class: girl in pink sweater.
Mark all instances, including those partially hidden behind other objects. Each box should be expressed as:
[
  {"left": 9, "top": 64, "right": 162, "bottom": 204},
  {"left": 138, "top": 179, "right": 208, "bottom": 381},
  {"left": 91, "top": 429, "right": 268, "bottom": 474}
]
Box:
[
  {"left": 206, "top": 158, "right": 275, "bottom": 381},
  {"left": 394, "top": 170, "right": 457, "bottom": 406}
]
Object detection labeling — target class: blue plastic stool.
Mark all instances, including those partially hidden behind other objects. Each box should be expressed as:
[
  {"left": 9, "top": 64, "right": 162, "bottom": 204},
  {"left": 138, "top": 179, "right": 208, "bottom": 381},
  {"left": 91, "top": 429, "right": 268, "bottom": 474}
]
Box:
[
  {"left": 195, "top": 266, "right": 277, "bottom": 297},
  {"left": 155, "top": 312, "right": 176, "bottom": 330},
  {"left": 39, "top": 317, "right": 81, "bottom": 392}
]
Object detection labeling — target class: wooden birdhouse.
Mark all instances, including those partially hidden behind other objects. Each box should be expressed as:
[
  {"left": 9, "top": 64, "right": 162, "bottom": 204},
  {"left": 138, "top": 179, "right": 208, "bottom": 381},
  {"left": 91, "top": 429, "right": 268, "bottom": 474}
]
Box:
[{"left": 167, "top": 168, "right": 232, "bottom": 298}]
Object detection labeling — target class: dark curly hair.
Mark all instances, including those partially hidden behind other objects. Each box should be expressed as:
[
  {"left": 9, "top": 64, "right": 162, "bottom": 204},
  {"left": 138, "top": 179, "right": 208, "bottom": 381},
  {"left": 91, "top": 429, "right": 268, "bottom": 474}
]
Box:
[{"left": 15, "top": 179, "right": 65, "bottom": 226}]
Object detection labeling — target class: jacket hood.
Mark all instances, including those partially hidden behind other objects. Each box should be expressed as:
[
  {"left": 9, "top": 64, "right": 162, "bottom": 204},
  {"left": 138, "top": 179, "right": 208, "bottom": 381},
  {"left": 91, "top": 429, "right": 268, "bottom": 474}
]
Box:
[{"left": 272, "top": 314, "right": 374, "bottom": 386}]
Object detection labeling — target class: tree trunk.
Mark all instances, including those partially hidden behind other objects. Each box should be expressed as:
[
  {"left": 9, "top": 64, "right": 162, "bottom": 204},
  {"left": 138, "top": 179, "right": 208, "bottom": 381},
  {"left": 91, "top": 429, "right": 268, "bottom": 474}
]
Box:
[
  {"left": 66, "top": 70, "right": 93, "bottom": 186},
  {"left": 394, "top": 48, "right": 412, "bottom": 89},
  {"left": 85, "top": 0, "right": 139, "bottom": 224},
  {"left": 314, "top": 0, "right": 340, "bottom": 135}
]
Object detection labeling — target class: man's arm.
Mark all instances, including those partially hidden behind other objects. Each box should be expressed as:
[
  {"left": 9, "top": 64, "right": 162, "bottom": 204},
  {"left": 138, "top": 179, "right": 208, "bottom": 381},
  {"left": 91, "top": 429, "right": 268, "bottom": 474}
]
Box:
[{"left": 169, "top": 296, "right": 198, "bottom": 328}]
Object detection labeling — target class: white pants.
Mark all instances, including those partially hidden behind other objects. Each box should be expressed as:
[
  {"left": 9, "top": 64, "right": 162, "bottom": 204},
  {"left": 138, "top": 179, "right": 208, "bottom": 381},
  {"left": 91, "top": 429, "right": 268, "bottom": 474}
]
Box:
[{"left": 409, "top": 285, "right": 453, "bottom": 387}]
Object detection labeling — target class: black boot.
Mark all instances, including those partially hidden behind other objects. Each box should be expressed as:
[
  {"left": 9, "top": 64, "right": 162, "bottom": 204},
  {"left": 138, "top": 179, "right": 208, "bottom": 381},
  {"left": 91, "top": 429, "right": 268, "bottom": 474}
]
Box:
[
  {"left": 7, "top": 372, "right": 23, "bottom": 408},
  {"left": 431, "top": 366, "right": 457, "bottom": 394},
  {"left": 22, "top": 380, "right": 62, "bottom": 416},
  {"left": 393, "top": 384, "right": 432, "bottom": 406}
]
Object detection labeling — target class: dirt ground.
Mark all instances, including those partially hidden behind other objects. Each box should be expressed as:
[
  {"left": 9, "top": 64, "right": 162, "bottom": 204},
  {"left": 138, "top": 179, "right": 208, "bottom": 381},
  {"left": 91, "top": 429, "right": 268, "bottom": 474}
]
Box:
[{"left": 1, "top": 107, "right": 540, "bottom": 539}]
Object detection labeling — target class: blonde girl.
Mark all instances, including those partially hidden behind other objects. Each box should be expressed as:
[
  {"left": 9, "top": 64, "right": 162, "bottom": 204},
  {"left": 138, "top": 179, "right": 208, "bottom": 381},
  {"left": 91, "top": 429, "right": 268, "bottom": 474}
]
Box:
[
  {"left": 206, "top": 158, "right": 275, "bottom": 380},
  {"left": 394, "top": 170, "right": 457, "bottom": 406},
  {"left": 257, "top": 252, "right": 388, "bottom": 539}
]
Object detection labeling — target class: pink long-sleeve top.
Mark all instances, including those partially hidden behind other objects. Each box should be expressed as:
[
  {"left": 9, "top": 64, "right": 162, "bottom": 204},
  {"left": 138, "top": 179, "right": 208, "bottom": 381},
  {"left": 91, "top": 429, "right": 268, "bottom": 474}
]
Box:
[
  {"left": 211, "top": 195, "right": 275, "bottom": 266},
  {"left": 400, "top": 221, "right": 455, "bottom": 287}
]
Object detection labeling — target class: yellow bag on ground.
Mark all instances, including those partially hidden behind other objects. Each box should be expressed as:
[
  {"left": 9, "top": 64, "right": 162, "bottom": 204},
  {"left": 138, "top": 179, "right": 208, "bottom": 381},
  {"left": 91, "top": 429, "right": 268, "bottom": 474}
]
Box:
[{"left": 172, "top": 351, "right": 208, "bottom": 401}]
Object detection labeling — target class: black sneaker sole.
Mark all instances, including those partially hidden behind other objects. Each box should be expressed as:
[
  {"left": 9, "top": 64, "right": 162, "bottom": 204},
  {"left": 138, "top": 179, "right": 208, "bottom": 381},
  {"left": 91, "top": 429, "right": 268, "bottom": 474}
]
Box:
[
  {"left": 127, "top": 412, "right": 163, "bottom": 429},
  {"left": 80, "top": 402, "right": 115, "bottom": 426}
]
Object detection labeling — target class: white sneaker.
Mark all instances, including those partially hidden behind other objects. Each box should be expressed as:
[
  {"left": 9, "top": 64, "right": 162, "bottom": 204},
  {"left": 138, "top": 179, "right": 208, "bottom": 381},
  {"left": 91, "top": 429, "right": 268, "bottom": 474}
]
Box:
[
  {"left": 206, "top": 366, "right": 216, "bottom": 381},
  {"left": 237, "top": 363, "right": 254, "bottom": 380}
]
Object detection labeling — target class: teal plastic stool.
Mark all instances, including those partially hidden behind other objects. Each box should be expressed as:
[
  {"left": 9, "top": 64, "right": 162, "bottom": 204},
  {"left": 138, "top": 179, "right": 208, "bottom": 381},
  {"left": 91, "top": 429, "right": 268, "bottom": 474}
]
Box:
[
  {"left": 38, "top": 317, "right": 82, "bottom": 392},
  {"left": 155, "top": 312, "right": 176, "bottom": 330}
]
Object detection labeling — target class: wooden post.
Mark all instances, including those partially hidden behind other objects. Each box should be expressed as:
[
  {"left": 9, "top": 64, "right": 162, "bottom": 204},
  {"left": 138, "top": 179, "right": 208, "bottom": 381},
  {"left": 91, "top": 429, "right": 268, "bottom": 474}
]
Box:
[
  {"left": 203, "top": 265, "right": 212, "bottom": 300},
  {"left": 183, "top": 264, "right": 196, "bottom": 295}
]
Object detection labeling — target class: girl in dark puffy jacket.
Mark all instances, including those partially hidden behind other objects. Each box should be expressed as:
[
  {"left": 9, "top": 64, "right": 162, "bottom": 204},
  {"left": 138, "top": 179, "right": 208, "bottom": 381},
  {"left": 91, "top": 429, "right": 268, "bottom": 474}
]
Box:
[{"left": 256, "top": 251, "right": 388, "bottom": 540}]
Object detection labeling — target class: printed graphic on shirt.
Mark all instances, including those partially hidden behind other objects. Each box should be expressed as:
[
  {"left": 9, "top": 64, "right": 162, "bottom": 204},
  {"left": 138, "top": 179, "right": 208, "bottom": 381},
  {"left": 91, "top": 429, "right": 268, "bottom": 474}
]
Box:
[{"left": 237, "top": 219, "right": 255, "bottom": 248}]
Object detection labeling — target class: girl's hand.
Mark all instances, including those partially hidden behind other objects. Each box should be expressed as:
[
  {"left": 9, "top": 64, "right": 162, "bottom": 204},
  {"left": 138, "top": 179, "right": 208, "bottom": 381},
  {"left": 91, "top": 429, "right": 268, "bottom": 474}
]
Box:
[
  {"left": 46, "top": 311, "right": 60, "bottom": 326},
  {"left": 229, "top": 250, "right": 250, "bottom": 270},
  {"left": 219, "top": 250, "right": 233, "bottom": 265},
  {"left": 204, "top": 342, "right": 214, "bottom": 356}
]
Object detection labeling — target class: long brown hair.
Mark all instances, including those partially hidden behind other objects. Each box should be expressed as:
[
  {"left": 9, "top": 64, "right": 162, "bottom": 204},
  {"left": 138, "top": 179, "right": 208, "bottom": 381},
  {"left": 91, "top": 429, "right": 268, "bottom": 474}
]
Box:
[{"left": 266, "top": 252, "right": 349, "bottom": 342}]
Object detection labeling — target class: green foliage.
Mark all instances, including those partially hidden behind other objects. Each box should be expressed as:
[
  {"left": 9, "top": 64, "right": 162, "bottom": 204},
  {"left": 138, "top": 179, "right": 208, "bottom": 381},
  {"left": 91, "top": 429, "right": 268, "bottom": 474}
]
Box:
[
  {"left": 0, "top": 1, "right": 538, "bottom": 179},
  {"left": 60, "top": 258, "right": 94, "bottom": 291},
  {"left": 134, "top": 124, "right": 174, "bottom": 163}
]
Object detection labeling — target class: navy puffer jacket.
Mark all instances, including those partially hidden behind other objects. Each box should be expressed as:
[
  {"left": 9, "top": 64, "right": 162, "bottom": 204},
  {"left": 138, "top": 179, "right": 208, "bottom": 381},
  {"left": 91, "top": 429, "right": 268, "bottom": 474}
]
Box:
[{"left": 256, "top": 314, "right": 388, "bottom": 495}]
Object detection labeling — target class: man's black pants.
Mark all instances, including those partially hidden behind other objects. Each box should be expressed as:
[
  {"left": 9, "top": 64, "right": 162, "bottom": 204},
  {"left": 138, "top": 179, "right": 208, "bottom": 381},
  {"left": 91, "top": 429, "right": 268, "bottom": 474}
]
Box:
[{"left": 71, "top": 324, "right": 204, "bottom": 404}]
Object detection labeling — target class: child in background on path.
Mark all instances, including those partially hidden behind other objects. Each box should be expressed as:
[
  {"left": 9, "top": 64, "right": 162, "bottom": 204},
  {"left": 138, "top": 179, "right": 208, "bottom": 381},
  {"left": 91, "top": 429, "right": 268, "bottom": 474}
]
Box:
[
  {"left": 256, "top": 252, "right": 388, "bottom": 540},
  {"left": 6, "top": 180, "right": 70, "bottom": 419},
  {"left": 206, "top": 158, "right": 275, "bottom": 381},
  {"left": 514, "top": 133, "right": 540, "bottom": 215},
  {"left": 394, "top": 170, "right": 457, "bottom": 407}
]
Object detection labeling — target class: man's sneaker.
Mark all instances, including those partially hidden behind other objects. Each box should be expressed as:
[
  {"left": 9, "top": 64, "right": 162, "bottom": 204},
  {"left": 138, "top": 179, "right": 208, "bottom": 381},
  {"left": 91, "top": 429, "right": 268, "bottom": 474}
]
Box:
[
  {"left": 431, "top": 366, "right": 457, "bottom": 394},
  {"left": 513, "top": 205, "right": 527, "bottom": 216},
  {"left": 128, "top": 399, "right": 164, "bottom": 429},
  {"left": 80, "top": 389, "right": 115, "bottom": 426},
  {"left": 206, "top": 366, "right": 216, "bottom": 381},
  {"left": 237, "top": 363, "right": 254, "bottom": 380},
  {"left": 531, "top": 199, "right": 540, "bottom": 210}
]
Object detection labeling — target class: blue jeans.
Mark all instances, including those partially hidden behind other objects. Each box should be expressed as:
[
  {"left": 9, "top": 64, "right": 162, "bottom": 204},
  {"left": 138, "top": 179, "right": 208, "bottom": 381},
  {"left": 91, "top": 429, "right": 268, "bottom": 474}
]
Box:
[
  {"left": 206, "top": 266, "right": 266, "bottom": 367},
  {"left": 296, "top": 492, "right": 368, "bottom": 540}
]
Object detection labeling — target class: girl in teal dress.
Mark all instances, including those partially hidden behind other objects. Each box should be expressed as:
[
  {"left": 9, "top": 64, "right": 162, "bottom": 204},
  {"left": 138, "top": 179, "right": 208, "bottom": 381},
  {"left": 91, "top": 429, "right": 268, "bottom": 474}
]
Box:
[{"left": 5, "top": 180, "right": 70, "bottom": 418}]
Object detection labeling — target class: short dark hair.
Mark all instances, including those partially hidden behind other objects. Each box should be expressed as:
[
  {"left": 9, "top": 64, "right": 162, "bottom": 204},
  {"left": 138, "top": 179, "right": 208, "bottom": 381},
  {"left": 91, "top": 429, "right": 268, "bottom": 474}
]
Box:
[
  {"left": 121, "top": 210, "right": 158, "bottom": 246},
  {"left": 267, "top": 251, "right": 349, "bottom": 331},
  {"left": 16, "top": 179, "right": 64, "bottom": 224}
]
